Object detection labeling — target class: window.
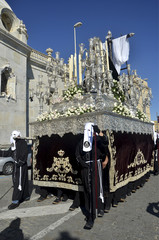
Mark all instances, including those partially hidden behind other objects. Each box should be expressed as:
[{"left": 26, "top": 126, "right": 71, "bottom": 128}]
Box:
[
  {"left": 1, "top": 12, "right": 12, "bottom": 32},
  {"left": 0, "top": 67, "right": 16, "bottom": 100},
  {"left": 1, "top": 72, "right": 8, "bottom": 93}
]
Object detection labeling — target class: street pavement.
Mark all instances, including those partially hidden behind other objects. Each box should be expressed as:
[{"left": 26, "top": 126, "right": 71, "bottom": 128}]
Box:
[{"left": 0, "top": 170, "right": 159, "bottom": 240}]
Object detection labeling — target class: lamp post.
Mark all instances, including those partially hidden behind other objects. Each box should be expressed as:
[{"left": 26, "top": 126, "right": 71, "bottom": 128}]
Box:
[{"left": 74, "top": 21, "right": 82, "bottom": 84}]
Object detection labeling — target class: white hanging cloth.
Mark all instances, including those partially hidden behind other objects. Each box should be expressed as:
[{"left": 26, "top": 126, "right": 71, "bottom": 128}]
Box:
[{"left": 112, "top": 35, "right": 130, "bottom": 74}]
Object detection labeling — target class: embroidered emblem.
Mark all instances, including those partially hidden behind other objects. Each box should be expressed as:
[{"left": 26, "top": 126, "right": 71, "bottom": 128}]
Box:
[
  {"left": 84, "top": 141, "right": 90, "bottom": 148},
  {"left": 46, "top": 149, "right": 78, "bottom": 183},
  {"left": 58, "top": 150, "right": 65, "bottom": 157},
  {"left": 128, "top": 149, "right": 147, "bottom": 168}
]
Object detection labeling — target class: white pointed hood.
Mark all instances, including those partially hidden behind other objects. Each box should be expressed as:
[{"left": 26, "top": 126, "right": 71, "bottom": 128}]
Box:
[
  {"left": 10, "top": 130, "right": 21, "bottom": 150},
  {"left": 83, "top": 122, "right": 94, "bottom": 152}
]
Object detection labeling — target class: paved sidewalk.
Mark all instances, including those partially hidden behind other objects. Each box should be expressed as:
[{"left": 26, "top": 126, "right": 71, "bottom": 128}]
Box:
[{"left": 0, "top": 172, "right": 158, "bottom": 240}]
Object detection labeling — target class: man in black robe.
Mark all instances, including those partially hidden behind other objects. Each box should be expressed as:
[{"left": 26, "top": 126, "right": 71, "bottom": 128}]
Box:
[
  {"left": 0, "top": 130, "right": 30, "bottom": 209},
  {"left": 154, "top": 131, "right": 159, "bottom": 175},
  {"left": 75, "top": 123, "right": 109, "bottom": 229}
]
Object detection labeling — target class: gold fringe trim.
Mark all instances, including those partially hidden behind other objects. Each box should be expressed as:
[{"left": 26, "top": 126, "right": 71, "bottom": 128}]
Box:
[
  {"left": 33, "top": 180, "right": 84, "bottom": 192},
  {"left": 110, "top": 167, "right": 153, "bottom": 192}
]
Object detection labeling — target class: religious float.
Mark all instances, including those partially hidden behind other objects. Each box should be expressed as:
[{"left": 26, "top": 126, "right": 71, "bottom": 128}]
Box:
[{"left": 30, "top": 33, "right": 154, "bottom": 208}]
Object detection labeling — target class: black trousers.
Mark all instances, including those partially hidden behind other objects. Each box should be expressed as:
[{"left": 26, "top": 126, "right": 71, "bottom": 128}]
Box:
[{"left": 81, "top": 161, "right": 104, "bottom": 221}]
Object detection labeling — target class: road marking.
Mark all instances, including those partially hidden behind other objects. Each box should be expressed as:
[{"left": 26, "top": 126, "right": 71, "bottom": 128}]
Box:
[
  {"left": 0, "top": 202, "right": 73, "bottom": 219},
  {"left": 30, "top": 209, "right": 80, "bottom": 240}
]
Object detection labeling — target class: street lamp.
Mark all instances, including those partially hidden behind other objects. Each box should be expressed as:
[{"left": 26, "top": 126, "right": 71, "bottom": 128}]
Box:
[{"left": 74, "top": 21, "right": 82, "bottom": 84}]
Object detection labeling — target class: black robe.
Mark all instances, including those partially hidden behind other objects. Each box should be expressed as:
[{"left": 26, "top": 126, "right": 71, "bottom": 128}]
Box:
[
  {"left": 75, "top": 134, "right": 109, "bottom": 221},
  {"left": 0, "top": 139, "right": 29, "bottom": 202},
  {"left": 154, "top": 139, "right": 159, "bottom": 174}
]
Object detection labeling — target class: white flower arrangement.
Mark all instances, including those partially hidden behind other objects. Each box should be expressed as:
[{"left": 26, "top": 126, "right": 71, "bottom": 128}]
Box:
[
  {"left": 50, "top": 85, "right": 84, "bottom": 105},
  {"left": 36, "top": 103, "right": 95, "bottom": 122},
  {"left": 113, "top": 102, "right": 132, "bottom": 117},
  {"left": 63, "top": 104, "right": 95, "bottom": 117},
  {"left": 135, "top": 109, "right": 150, "bottom": 122},
  {"left": 112, "top": 80, "right": 125, "bottom": 103},
  {"left": 63, "top": 85, "right": 84, "bottom": 101},
  {"left": 36, "top": 110, "right": 61, "bottom": 122},
  {"left": 113, "top": 103, "right": 150, "bottom": 122}
]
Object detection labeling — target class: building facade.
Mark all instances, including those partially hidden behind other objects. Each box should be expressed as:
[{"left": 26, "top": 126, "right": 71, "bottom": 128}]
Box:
[
  {"left": 0, "top": 1, "right": 50, "bottom": 146},
  {"left": 154, "top": 120, "right": 159, "bottom": 133}
]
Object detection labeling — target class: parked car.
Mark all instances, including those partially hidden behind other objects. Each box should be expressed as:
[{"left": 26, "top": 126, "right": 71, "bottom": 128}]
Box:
[{"left": 0, "top": 144, "right": 32, "bottom": 175}]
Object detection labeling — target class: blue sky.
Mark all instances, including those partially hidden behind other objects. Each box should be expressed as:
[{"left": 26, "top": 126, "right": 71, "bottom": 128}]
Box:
[{"left": 7, "top": 0, "right": 159, "bottom": 120}]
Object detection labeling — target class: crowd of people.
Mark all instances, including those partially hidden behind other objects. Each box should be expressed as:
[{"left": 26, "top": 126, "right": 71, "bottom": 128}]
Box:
[
  {"left": 0, "top": 122, "right": 158, "bottom": 230},
  {"left": 34, "top": 122, "right": 110, "bottom": 229}
]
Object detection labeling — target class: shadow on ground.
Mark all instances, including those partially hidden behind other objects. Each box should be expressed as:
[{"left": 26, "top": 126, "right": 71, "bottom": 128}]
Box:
[
  {"left": 146, "top": 201, "right": 159, "bottom": 218},
  {"left": 0, "top": 218, "right": 29, "bottom": 240},
  {"left": 56, "top": 231, "right": 80, "bottom": 240}
]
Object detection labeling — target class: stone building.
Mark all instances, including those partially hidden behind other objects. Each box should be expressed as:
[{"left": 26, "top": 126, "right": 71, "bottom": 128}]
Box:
[
  {"left": 0, "top": 0, "right": 30, "bottom": 146},
  {"left": 0, "top": 0, "right": 50, "bottom": 146},
  {"left": 154, "top": 120, "right": 159, "bottom": 133},
  {"left": 0, "top": 0, "right": 70, "bottom": 146}
]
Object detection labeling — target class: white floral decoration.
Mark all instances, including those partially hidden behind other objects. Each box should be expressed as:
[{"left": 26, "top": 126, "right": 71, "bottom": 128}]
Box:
[
  {"left": 113, "top": 103, "right": 150, "bottom": 122},
  {"left": 112, "top": 80, "right": 125, "bottom": 102},
  {"left": 113, "top": 102, "right": 132, "bottom": 117},
  {"left": 135, "top": 109, "right": 150, "bottom": 122},
  {"left": 50, "top": 85, "right": 84, "bottom": 105},
  {"left": 36, "top": 104, "right": 95, "bottom": 122},
  {"left": 63, "top": 85, "right": 84, "bottom": 101}
]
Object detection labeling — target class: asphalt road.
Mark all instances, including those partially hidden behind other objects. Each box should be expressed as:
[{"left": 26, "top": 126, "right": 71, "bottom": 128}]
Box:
[{"left": 0, "top": 170, "right": 159, "bottom": 240}]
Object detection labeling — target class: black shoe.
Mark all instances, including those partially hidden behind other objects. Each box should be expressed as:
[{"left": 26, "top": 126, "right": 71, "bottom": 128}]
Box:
[
  {"left": 132, "top": 189, "right": 136, "bottom": 193},
  {"left": 127, "top": 192, "right": 131, "bottom": 196},
  {"left": 47, "top": 194, "right": 54, "bottom": 199},
  {"left": 53, "top": 198, "right": 61, "bottom": 204},
  {"left": 112, "top": 203, "right": 118, "bottom": 207},
  {"left": 120, "top": 198, "right": 126, "bottom": 202},
  {"left": 62, "top": 196, "right": 68, "bottom": 202},
  {"left": 24, "top": 197, "right": 30, "bottom": 201},
  {"left": 37, "top": 196, "right": 47, "bottom": 202},
  {"left": 98, "top": 209, "right": 104, "bottom": 217},
  {"left": 104, "top": 208, "right": 109, "bottom": 213},
  {"left": 69, "top": 204, "right": 78, "bottom": 211},
  {"left": 8, "top": 203, "right": 19, "bottom": 210},
  {"left": 84, "top": 220, "right": 94, "bottom": 230}
]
